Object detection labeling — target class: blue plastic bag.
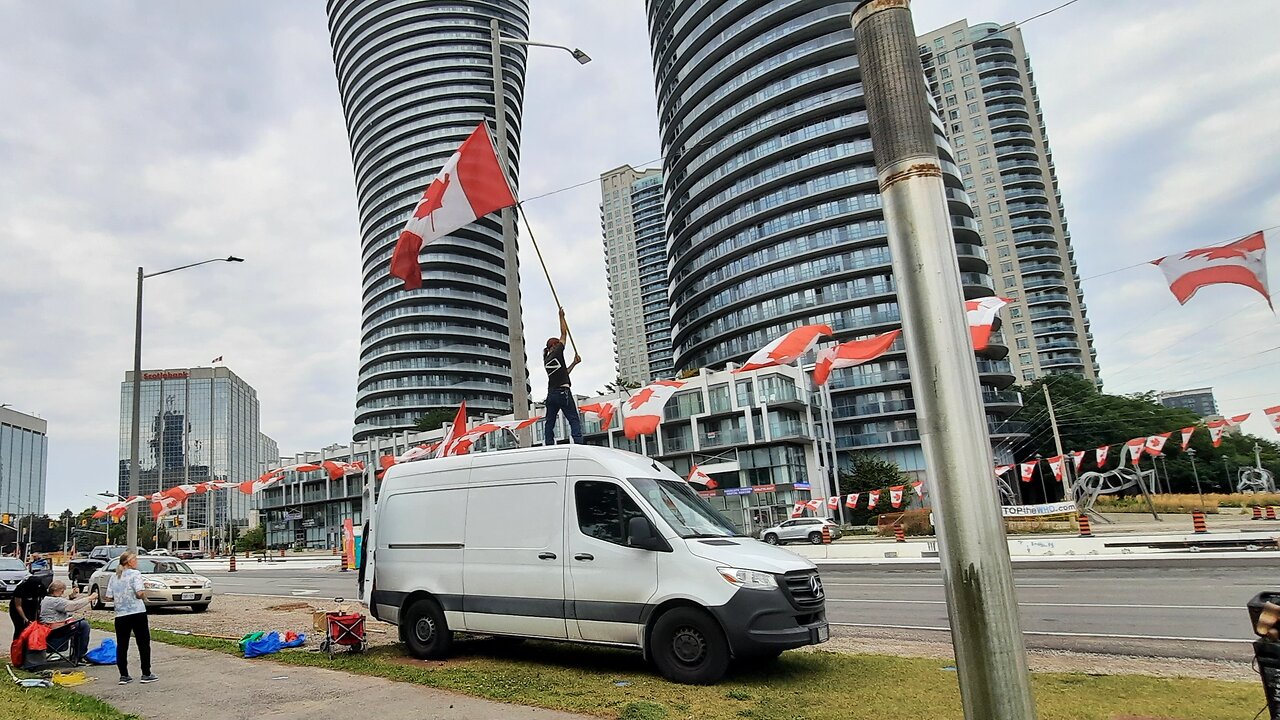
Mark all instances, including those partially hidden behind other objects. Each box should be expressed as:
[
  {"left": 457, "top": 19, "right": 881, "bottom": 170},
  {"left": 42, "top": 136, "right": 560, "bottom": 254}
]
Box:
[
  {"left": 241, "top": 631, "right": 282, "bottom": 658},
  {"left": 85, "top": 638, "right": 117, "bottom": 665}
]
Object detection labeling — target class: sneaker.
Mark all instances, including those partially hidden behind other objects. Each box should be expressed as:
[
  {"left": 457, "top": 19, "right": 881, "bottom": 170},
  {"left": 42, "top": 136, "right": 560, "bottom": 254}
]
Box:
[
  {"left": 119, "top": 676, "right": 133, "bottom": 685},
  {"left": 140, "top": 674, "right": 158, "bottom": 684}
]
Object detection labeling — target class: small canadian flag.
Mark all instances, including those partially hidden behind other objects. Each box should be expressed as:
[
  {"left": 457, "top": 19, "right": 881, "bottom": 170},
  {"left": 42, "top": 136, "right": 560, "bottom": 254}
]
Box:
[
  {"left": 826, "top": 496, "right": 841, "bottom": 510},
  {"left": 994, "top": 464, "right": 1012, "bottom": 479},
  {"left": 791, "top": 502, "right": 807, "bottom": 518},
  {"left": 889, "top": 485, "right": 904, "bottom": 508},
  {"left": 1046, "top": 455, "right": 1065, "bottom": 482},
  {"left": 1228, "top": 413, "right": 1252, "bottom": 426},
  {"left": 1125, "top": 437, "right": 1147, "bottom": 466},
  {"left": 805, "top": 499, "right": 822, "bottom": 511},
  {"left": 911, "top": 481, "right": 924, "bottom": 498},
  {"left": 1180, "top": 426, "right": 1197, "bottom": 450},
  {"left": 1068, "top": 450, "right": 1085, "bottom": 474},
  {"left": 867, "top": 490, "right": 880, "bottom": 509},
  {"left": 965, "top": 296, "right": 1011, "bottom": 350},
  {"left": 389, "top": 124, "right": 518, "bottom": 290},
  {"left": 1144, "top": 432, "right": 1172, "bottom": 456},
  {"left": 1207, "top": 420, "right": 1228, "bottom": 447},
  {"left": 1265, "top": 407, "right": 1280, "bottom": 434},
  {"left": 1096, "top": 445, "right": 1110, "bottom": 467},
  {"left": 845, "top": 493, "right": 860, "bottom": 509},
  {"left": 1019, "top": 461, "right": 1037, "bottom": 483}
]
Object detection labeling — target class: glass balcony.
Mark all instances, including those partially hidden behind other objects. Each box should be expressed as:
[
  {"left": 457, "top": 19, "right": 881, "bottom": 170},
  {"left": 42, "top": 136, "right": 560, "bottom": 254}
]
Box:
[
  {"left": 832, "top": 398, "right": 916, "bottom": 419},
  {"left": 700, "top": 428, "right": 748, "bottom": 447},
  {"left": 988, "top": 420, "right": 1028, "bottom": 436},
  {"left": 983, "top": 390, "right": 1023, "bottom": 406},
  {"left": 1004, "top": 187, "right": 1048, "bottom": 201},
  {"left": 835, "top": 429, "right": 921, "bottom": 448},
  {"left": 990, "top": 116, "right": 1032, "bottom": 131},
  {"left": 1027, "top": 292, "right": 1070, "bottom": 305},
  {"left": 1016, "top": 247, "right": 1059, "bottom": 262},
  {"left": 768, "top": 421, "right": 810, "bottom": 440},
  {"left": 1007, "top": 202, "right": 1051, "bottom": 215},
  {"left": 1030, "top": 307, "right": 1074, "bottom": 321},
  {"left": 999, "top": 159, "right": 1040, "bottom": 172},
  {"left": 992, "top": 130, "right": 1034, "bottom": 143},
  {"left": 1036, "top": 339, "right": 1081, "bottom": 351},
  {"left": 983, "top": 89, "right": 1025, "bottom": 103},
  {"left": 986, "top": 102, "right": 1030, "bottom": 116},
  {"left": 978, "top": 60, "right": 1018, "bottom": 73},
  {"left": 1002, "top": 173, "right": 1045, "bottom": 187},
  {"left": 829, "top": 368, "right": 912, "bottom": 390},
  {"left": 1011, "top": 216, "right": 1054, "bottom": 229},
  {"left": 959, "top": 272, "right": 995, "bottom": 290},
  {"left": 1032, "top": 323, "right": 1077, "bottom": 337}
]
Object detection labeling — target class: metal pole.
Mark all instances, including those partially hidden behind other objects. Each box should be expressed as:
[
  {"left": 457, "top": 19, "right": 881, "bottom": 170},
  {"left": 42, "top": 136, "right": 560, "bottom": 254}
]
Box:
[
  {"left": 1043, "top": 385, "right": 1068, "bottom": 502},
  {"left": 849, "top": 4, "right": 1037, "bottom": 719},
  {"left": 1224, "top": 457, "right": 1232, "bottom": 492},
  {"left": 1188, "top": 451, "right": 1204, "bottom": 511},
  {"left": 820, "top": 382, "right": 844, "bottom": 524},
  {"left": 491, "top": 19, "right": 531, "bottom": 447},
  {"left": 127, "top": 266, "right": 143, "bottom": 554},
  {"left": 1034, "top": 454, "right": 1047, "bottom": 504}
]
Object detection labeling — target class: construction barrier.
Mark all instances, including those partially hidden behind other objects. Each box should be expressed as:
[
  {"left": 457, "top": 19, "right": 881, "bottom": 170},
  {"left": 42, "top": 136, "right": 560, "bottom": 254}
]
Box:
[
  {"left": 1192, "top": 510, "right": 1208, "bottom": 534},
  {"left": 228, "top": 552, "right": 237, "bottom": 573},
  {"left": 1077, "top": 513, "right": 1093, "bottom": 537},
  {"left": 893, "top": 525, "right": 905, "bottom": 543},
  {"left": 1253, "top": 506, "right": 1264, "bottom": 520},
  {"left": 821, "top": 525, "right": 832, "bottom": 544},
  {"left": 1268, "top": 506, "right": 1277, "bottom": 521}
]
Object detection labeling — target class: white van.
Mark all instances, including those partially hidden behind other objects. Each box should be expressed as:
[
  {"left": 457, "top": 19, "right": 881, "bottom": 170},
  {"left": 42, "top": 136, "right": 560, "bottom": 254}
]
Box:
[{"left": 359, "top": 444, "right": 828, "bottom": 684}]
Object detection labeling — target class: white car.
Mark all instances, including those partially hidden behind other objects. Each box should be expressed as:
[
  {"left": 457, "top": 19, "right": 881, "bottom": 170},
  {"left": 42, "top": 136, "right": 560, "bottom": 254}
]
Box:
[
  {"left": 87, "top": 556, "right": 214, "bottom": 613},
  {"left": 759, "top": 518, "right": 843, "bottom": 545},
  {"left": 148, "top": 548, "right": 172, "bottom": 556}
]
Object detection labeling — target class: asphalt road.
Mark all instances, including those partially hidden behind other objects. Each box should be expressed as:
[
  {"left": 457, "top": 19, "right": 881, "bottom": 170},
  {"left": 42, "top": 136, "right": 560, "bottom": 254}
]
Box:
[{"left": 201, "top": 556, "right": 1277, "bottom": 661}]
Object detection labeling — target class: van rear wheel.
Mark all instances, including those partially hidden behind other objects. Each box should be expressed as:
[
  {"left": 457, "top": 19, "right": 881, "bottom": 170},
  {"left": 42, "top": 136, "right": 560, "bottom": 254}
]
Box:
[
  {"left": 650, "top": 607, "right": 730, "bottom": 685},
  {"left": 402, "top": 598, "right": 453, "bottom": 660}
]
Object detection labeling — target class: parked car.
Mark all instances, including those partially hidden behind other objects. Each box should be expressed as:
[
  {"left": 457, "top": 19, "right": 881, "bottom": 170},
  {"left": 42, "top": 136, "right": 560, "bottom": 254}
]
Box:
[
  {"left": 68, "top": 545, "right": 134, "bottom": 591},
  {"left": 176, "top": 550, "right": 206, "bottom": 560},
  {"left": 148, "top": 548, "right": 172, "bottom": 556},
  {"left": 87, "top": 556, "right": 213, "bottom": 613},
  {"left": 366, "top": 445, "right": 829, "bottom": 685},
  {"left": 0, "top": 557, "right": 29, "bottom": 599},
  {"left": 759, "top": 518, "right": 843, "bottom": 545}
]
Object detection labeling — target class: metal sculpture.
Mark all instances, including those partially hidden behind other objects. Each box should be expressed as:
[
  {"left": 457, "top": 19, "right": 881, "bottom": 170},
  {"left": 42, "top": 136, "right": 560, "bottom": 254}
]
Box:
[
  {"left": 1073, "top": 465, "right": 1160, "bottom": 519},
  {"left": 1237, "top": 466, "right": 1277, "bottom": 494},
  {"left": 995, "top": 473, "right": 1016, "bottom": 506}
]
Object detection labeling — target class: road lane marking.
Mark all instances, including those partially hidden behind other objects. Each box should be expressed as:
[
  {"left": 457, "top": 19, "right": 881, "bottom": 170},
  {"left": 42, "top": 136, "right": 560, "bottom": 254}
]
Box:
[
  {"left": 826, "top": 599, "right": 1238, "bottom": 610},
  {"left": 824, "top": 583, "right": 1061, "bottom": 588},
  {"left": 290, "top": 589, "right": 320, "bottom": 596},
  {"left": 830, "top": 622, "right": 1253, "bottom": 644}
]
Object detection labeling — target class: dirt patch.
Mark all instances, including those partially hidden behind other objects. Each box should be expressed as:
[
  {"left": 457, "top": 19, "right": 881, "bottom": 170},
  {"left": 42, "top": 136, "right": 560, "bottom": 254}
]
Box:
[{"left": 265, "top": 602, "right": 313, "bottom": 611}]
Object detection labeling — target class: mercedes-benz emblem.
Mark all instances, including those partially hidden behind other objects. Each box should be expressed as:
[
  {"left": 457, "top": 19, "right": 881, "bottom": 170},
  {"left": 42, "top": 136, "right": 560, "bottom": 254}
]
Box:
[{"left": 809, "top": 575, "right": 824, "bottom": 599}]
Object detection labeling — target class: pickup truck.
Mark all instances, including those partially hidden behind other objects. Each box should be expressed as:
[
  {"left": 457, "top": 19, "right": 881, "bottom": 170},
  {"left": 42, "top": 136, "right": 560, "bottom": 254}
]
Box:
[{"left": 68, "top": 545, "right": 138, "bottom": 590}]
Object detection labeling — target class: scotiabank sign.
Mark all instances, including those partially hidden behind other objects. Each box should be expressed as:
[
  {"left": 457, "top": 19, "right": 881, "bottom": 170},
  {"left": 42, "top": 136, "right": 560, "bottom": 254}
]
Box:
[{"left": 142, "top": 371, "right": 189, "bottom": 381}]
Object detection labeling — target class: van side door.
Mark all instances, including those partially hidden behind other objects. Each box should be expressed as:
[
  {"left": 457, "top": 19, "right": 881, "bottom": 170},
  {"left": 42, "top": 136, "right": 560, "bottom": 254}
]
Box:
[
  {"left": 462, "top": 479, "right": 568, "bottom": 639},
  {"left": 566, "top": 477, "right": 659, "bottom": 645}
]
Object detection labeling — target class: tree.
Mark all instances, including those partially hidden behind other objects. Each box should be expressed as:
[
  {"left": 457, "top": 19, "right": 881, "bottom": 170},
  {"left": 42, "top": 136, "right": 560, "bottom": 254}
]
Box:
[
  {"left": 1010, "top": 374, "right": 1280, "bottom": 497},
  {"left": 837, "top": 454, "right": 913, "bottom": 525},
  {"left": 597, "top": 378, "right": 642, "bottom": 395},
  {"left": 235, "top": 524, "right": 266, "bottom": 553},
  {"left": 413, "top": 409, "right": 457, "bottom": 433}
]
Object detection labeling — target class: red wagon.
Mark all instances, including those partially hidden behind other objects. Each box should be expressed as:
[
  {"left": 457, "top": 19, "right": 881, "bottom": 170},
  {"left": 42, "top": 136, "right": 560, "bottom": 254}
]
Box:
[{"left": 318, "top": 598, "right": 367, "bottom": 658}]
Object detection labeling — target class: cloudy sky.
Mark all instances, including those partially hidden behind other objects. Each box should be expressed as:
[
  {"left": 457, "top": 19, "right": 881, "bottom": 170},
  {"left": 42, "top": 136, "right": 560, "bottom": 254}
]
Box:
[{"left": 2, "top": 1, "right": 1277, "bottom": 514}]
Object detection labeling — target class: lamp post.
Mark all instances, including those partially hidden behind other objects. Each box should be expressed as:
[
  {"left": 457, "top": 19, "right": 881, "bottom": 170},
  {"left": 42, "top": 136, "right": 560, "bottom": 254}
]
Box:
[
  {"left": 1187, "top": 448, "right": 1205, "bottom": 511},
  {"left": 1034, "top": 453, "right": 1047, "bottom": 504},
  {"left": 489, "top": 20, "right": 589, "bottom": 446},
  {"left": 127, "top": 256, "right": 244, "bottom": 554}
]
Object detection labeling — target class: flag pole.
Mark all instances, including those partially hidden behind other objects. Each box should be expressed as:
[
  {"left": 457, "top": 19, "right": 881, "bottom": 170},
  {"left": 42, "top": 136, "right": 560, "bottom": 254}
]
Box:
[{"left": 516, "top": 202, "right": 579, "bottom": 355}]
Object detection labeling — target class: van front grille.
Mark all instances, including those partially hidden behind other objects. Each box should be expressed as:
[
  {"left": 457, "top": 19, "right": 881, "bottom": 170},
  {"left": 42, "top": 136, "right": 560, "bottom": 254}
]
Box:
[{"left": 781, "top": 570, "right": 825, "bottom": 609}]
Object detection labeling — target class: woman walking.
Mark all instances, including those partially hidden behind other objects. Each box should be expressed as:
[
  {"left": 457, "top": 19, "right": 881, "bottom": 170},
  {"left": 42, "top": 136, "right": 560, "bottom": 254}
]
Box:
[{"left": 106, "top": 552, "right": 157, "bottom": 684}]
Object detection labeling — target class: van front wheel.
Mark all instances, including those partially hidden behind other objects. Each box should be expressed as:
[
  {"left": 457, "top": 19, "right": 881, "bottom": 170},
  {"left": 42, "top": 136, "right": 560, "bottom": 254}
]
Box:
[
  {"left": 402, "top": 598, "right": 453, "bottom": 660},
  {"left": 651, "top": 607, "right": 730, "bottom": 685}
]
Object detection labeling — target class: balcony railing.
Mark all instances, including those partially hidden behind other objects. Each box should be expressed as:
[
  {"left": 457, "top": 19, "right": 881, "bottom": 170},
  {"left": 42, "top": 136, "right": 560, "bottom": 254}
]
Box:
[
  {"left": 700, "top": 428, "right": 748, "bottom": 447},
  {"left": 835, "top": 429, "right": 921, "bottom": 448}
]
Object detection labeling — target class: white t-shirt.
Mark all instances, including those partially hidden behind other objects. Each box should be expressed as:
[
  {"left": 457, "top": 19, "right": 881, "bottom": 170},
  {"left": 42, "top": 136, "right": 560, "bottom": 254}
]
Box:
[{"left": 107, "top": 569, "right": 147, "bottom": 617}]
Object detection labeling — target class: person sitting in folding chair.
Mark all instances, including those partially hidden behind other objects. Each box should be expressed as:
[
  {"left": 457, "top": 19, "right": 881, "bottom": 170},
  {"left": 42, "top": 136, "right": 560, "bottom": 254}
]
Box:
[{"left": 38, "top": 580, "right": 96, "bottom": 666}]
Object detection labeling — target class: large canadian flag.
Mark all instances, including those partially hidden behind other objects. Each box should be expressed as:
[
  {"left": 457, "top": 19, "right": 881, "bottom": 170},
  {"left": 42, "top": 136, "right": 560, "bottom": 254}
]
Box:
[
  {"left": 579, "top": 401, "right": 619, "bottom": 431},
  {"left": 966, "top": 297, "right": 1010, "bottom": 350},
  {"left": 435, "top": 402, "right": 471, "bottom": 458},
  {"left": 1152, "top": 231, "right": 1270, "bottom": 308},
  {"left": 623, "top": 380, "right": 686, "bottom": 439},
  {"left": 240, "top": 469, "right": 286, "bottom": 495},
  {"left": 734, "top": 324, "right": 833, "bottom": 372},
  {"left": 150, "top": 495, "right": 183, "bottom": 519},
  {"left": 1265, "top": 406, "right": 1280, "bottom": 434},
  {"left": 389, "top": 124, "right": 518, "bottom": 290},
  {"left": 812, "top": 330, "right": 901, "bottom": 386}
]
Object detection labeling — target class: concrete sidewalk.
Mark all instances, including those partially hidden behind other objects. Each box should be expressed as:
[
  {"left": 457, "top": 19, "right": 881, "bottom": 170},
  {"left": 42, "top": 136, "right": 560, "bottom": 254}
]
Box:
[{"left": 2, "top": 622, "right": 587, "bottom": 720}]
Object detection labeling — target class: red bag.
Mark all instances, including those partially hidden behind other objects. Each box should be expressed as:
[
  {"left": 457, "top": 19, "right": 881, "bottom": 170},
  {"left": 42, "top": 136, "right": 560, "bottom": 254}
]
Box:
[{"left": 9, "top": 637, "right": 22, "bottom": 667}]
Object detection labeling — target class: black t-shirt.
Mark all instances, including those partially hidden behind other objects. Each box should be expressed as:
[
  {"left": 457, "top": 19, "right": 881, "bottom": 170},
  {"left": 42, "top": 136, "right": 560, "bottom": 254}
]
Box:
[
  {"left": 10, "top": 575, "right": 47, "bottom": 623},
  {"left": 544, "top": 344, "right": 571, "bottom": 390}
]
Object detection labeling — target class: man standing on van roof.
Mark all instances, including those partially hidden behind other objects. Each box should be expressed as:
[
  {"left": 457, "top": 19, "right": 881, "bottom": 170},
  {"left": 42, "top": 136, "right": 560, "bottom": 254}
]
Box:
[{"left": 543, "top": 308, "right": 583, "bottom": 446}]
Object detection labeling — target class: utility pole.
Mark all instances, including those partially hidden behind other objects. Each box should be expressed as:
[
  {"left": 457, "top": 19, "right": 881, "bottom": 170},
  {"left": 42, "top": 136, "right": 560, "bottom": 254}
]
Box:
[
  {"left": 849, "top": 3, "right": 1037, "bottom": 719},
  {"left": 490, "top": 18, "right": 531, "bottom": 447},
  {"left": 1043, "top": 384, "right": 1068, "bottom": 502}
]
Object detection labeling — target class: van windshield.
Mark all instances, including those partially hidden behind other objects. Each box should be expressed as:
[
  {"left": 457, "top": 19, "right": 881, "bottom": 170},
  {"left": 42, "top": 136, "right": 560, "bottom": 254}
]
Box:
[{"left": 628, "top": 477, "right": 741, "bottom": 538}]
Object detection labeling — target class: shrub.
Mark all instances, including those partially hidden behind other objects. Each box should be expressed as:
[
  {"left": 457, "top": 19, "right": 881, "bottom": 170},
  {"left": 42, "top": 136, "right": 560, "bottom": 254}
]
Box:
[
  {"left": 1094, "top": 494, "right": 1218, "bottom": 514},
  {"left": 875, "top": 509, "right": 931, "bottom": 537}
]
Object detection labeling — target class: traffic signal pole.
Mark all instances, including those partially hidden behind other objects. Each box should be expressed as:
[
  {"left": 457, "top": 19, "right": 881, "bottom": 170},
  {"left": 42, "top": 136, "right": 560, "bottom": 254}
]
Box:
[{"left": 850, "top": 3, "right": 1037, "bottom": 719}]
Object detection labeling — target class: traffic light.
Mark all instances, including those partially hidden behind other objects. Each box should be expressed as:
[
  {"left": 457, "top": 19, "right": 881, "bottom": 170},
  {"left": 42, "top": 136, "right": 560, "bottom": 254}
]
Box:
[
  {"left": 174, "top": 516, "right": 183, "bottom": 527},
  {"left": 1, "top": 514, "right": 9, "bottom": 525},
  {"left": 80, "top": 519, "right": 87, "bottom": 527}
]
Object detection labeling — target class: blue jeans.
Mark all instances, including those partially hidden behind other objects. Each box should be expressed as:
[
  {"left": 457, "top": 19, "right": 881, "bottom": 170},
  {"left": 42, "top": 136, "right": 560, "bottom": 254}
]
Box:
[
  {"left": 544, "top": 387, "right": 583, "bottom": 445},
  {"left": 47, "top": 618, "right": 91, "bottom": 661}
]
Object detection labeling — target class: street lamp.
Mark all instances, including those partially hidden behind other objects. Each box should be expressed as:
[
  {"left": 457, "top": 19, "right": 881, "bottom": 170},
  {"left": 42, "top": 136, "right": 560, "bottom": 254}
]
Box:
[
  {"left": 127, "top": 256, "right": 244, "bottom": 554},
  {"left": 489, "top": 20, "right": 590, "bottom": 446},
  {"left": 1187, "top": 448, "right": 1205, "bottom": 511},
  {"left": 1033, "top": 453, "right": 1048, "bottom": 504}
]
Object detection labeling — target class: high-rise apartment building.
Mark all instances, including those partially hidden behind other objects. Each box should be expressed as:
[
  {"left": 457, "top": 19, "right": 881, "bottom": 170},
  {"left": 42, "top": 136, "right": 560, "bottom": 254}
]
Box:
[
  {"left": 0, "top": 407, "right": 48, "bottom": 517},
  {"left": 644, "top": 1, "right": 1026, "bottom": 477},
  {"left": 118, "top": 367, "right": 278, "bottom": 535},
  {"left": 1157, "top": 388, "right": 1219, "bottom": 418},
  {"left": 325, "top": 1, "right": 530, "bottom": 440},
  {"left": 601, "top": 165, "right": 675, "bottom": 383},
  {"left": 918, "top": 20, "right": 1099, "bottom": 386}
]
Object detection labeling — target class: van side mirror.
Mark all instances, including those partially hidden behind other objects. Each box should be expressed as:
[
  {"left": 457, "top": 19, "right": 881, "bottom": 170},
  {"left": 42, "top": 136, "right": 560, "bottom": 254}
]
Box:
[{"left": 626, "top": 516, "right": 668, "bottom": 552}]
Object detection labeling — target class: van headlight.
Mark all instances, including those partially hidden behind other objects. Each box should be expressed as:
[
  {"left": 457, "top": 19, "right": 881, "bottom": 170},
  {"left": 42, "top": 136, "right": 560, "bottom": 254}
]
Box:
[{"left": 717, "top": 566, "right": 778, "bottom": 591}]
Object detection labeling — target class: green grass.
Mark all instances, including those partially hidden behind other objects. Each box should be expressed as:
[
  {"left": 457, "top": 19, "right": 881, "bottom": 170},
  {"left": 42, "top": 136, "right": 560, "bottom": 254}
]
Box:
[
  {"left": 110, "top": 624, "right": 1263, "bottom": 720},
  {"left": 0, "top": 672, "right": 140, "bottom": 720}
]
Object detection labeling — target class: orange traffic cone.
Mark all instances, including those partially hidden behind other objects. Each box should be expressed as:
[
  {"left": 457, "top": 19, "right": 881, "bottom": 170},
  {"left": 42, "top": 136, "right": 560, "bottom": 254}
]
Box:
[
  {"left": 893, "top": 524, "right": 905, "bottom": 543},
  {"left": 1192, "top": 510, "right": 1208, "bottom": 534},
  {"left": 1268, "top": 506, "right": 1277, "bottom": 521},
  {"left": 1253, "top": 506, "right": 1263, "bottom": 520},
  {"left": 228, "top": 551, "right": 237, "bottom": 573},
  {"left": 1077, "top": 513, "right": 1093, "bottom": 537},
  {"left": 821, "top": 524, "right": 831, "bottom": 544}
]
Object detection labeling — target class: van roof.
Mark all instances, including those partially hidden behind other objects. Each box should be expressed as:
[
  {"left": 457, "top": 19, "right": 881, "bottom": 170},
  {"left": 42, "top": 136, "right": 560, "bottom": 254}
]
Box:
[{"left": 379, "top": 444, "right": 679, "bottom": 491}]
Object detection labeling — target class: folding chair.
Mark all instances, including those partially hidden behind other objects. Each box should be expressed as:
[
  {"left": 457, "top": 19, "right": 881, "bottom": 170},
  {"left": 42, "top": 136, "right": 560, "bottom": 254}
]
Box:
[{"left": 23, "top": 624, "right": 77, "bottom": 671}]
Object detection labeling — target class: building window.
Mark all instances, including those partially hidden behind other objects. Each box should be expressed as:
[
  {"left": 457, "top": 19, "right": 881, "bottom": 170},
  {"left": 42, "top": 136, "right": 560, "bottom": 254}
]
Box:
[
  {"left": 1022, "top": 371, "right": 1036, "bottom": 381},
  {"left": 984, "top": 174, "right": 995, "bottom": 185},
  {"left": 964, "top": 89, "right": 977, "bottom": 101},
  {"left": 959, "top": 163, "right": 972, "bottom": 175},
  {"left": 951, "top": 122, "right": 963, "bottom": 134},
  {"left": 948, "top": 109, "right": 959, "bottom": 120},
  {"left": 962, "top": 74, "right": 975, "bottom": 87},
  {"left": 1013, "top": 322, "right": 1025, "bottom": 333},
  {"left": 974, "top": 129, "right": 986, "bottom": 140},
  {"left": 977, "top": 145, "right": 990, "bottom": 156},
  {"left": 967, "top": 102, "right": 979, "bottom": 114},
  {"left": 992, "top": 216, "right": 1005, "bottom": 227},
  {"left": 963, "top": 178, "right": 975, "bottom": 190},
  {"left": 941, "top": 67, "right": 952, "bottom": 79},
  {"left": 986, "top": 188, "right": 998, "bottom": 199},
  {"left": 1019, "top": 353, "right": 1032, "bottom": 366},
  {"left": 979, "top": 158, "right": 992, "bottom": 170},
  {"left": 1003, "top": 275, "right": 1016, "bottom": 288},
  {"left": 994, "top": 231, "right": 1007, "bottom": 242},
  {"left": 946, "top": 95, "right": 958, "bottom": 107},
  {"left": 959, "top": 59, "right": 971, "bottom": 72},
  {"left": 1016, "top": 338, "right": 1029, "bottom": 349},
  {"left": 997, "top": 245, "right": 1010, "bottom": 258},
  {"left": 988, "top": 202, "right": 1001, "bottom": 214},
  {"left": 1000, "top": 261, "right": 1013, "bottom": 272},
  {"left": 975, "top": 219, "right": 984, "bottom": 231},
  {"left": 934, "top": 38, "right": 945, "bottom": 49},
  {"left": 956, "top": 150, "right": 969, "bottom": 162},
  {"left": 953, "top": 135, "right": 966, "bottom": 147},
  {"left": 943, "top": 81, "right": 954, "bottom": 92}
]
